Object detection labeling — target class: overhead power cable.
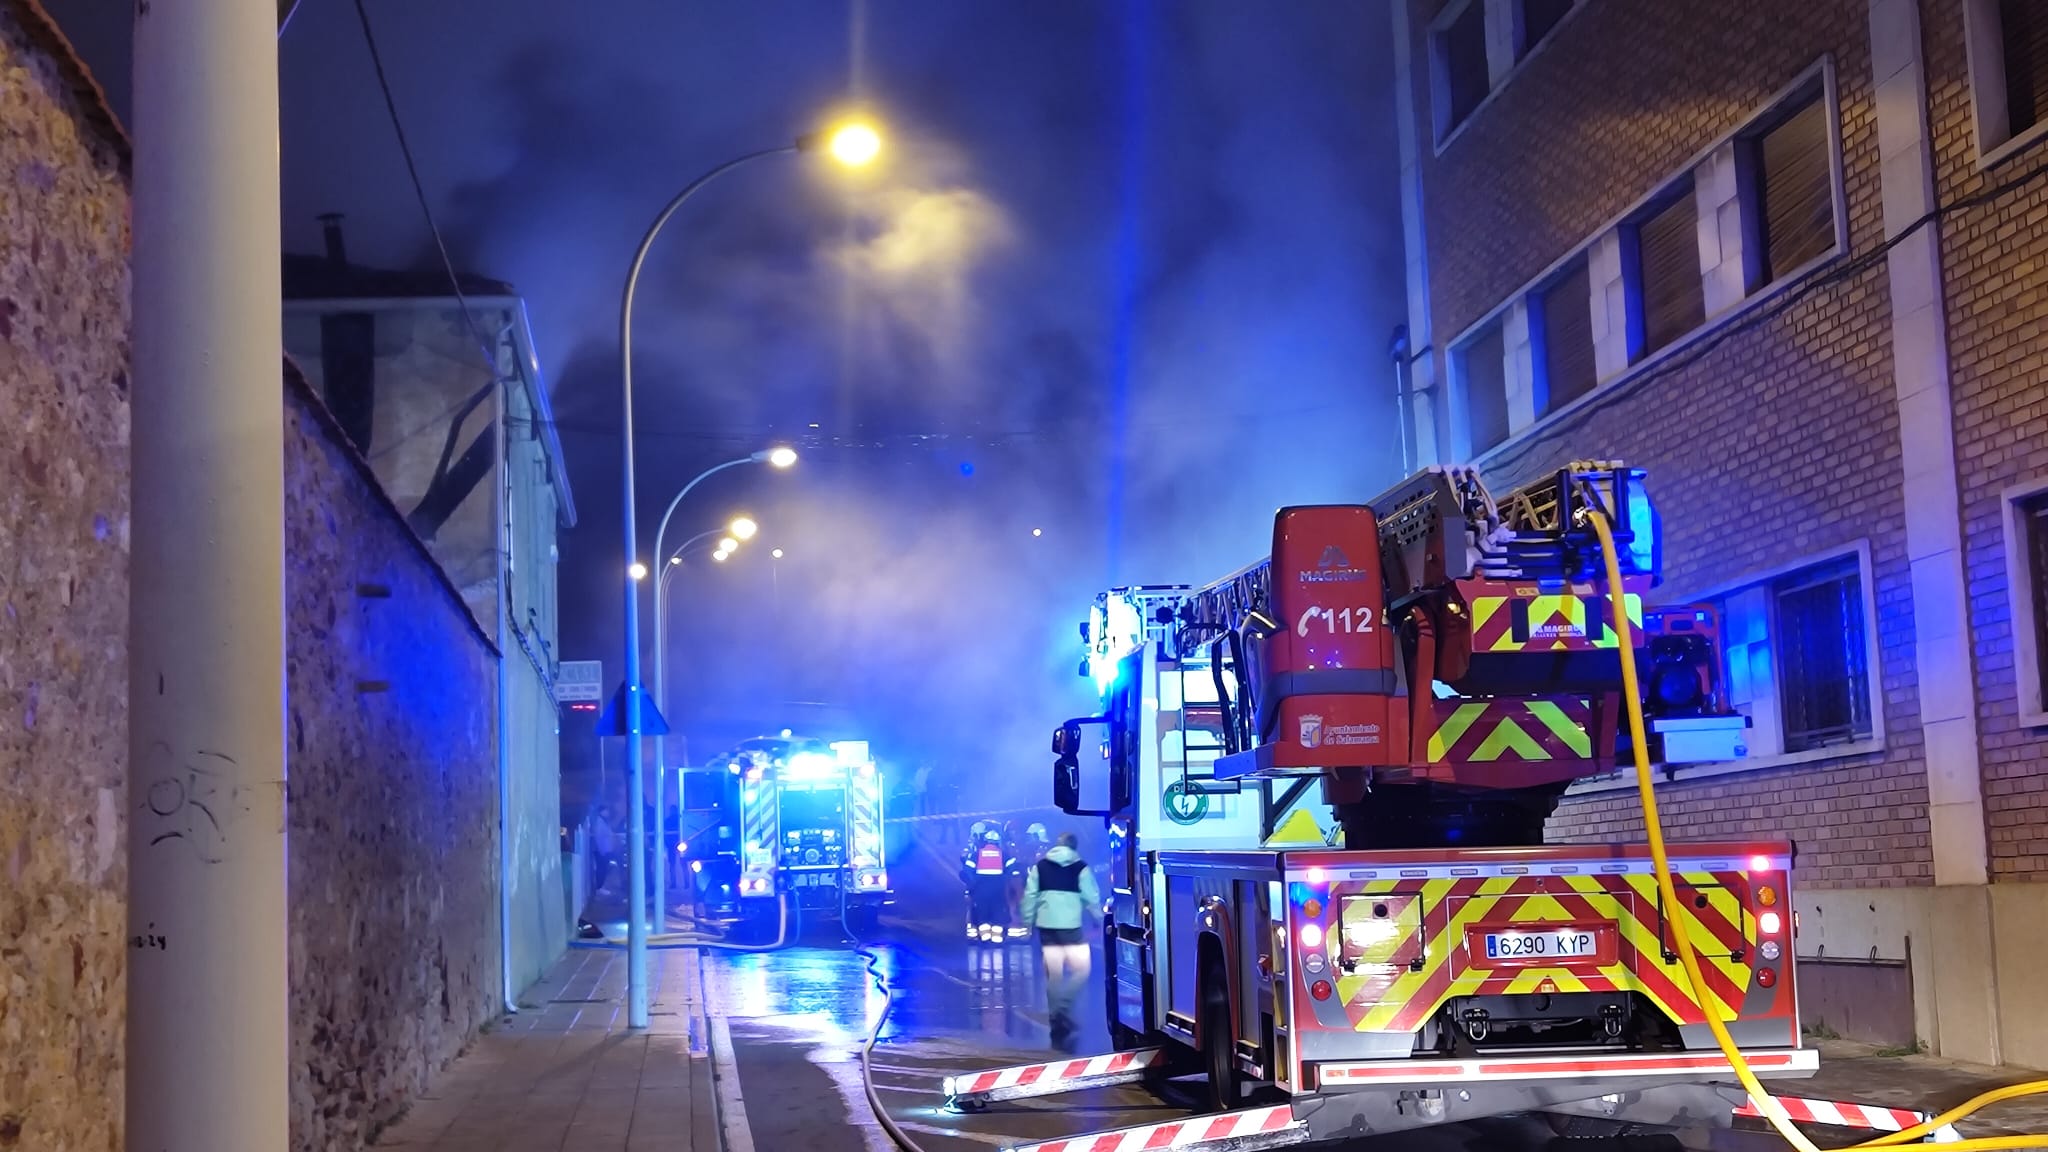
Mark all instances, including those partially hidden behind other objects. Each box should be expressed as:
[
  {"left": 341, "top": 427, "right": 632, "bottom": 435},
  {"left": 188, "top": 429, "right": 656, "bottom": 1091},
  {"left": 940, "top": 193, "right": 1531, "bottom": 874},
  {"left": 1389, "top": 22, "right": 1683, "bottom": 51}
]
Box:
[{"left": 349, "top": 0, "right": 501, "bottom": 376}]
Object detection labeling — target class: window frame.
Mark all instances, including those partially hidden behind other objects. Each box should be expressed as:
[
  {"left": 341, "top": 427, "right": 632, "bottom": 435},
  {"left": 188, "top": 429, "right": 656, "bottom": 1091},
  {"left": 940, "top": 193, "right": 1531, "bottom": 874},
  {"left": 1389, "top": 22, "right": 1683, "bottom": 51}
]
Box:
[
  {"left": 2001, "top": 478, "right": 2048, "bottom": 728},
  {"left": 1965, "top": 0, "right": 2048, "bottom": 168},
  {"left": 1735, "top": 77, "right": 1849, "bottom": 293},
  {"left": 1565, "top": 541, "right": 1886, "bottom": 797}
]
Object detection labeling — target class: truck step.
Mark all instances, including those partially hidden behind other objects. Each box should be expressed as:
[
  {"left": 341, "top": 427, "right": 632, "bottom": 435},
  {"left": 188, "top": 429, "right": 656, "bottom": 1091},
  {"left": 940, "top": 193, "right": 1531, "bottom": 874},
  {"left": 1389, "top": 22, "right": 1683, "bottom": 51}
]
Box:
[
  {"left": 943, "top": 1047, "right": 1169, "bottom": 1109},
  {"left": 1003, "top": 1103, "right": 1303, "bottom": 1152}
]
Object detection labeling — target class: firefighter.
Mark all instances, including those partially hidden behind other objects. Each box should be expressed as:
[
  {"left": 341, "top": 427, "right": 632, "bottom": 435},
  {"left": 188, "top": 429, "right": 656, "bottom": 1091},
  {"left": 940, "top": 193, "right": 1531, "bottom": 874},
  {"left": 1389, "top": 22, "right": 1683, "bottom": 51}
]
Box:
[
  {"left": 960, "top": 827, "right": 1013, "bottom": 944},
  {"left": 1021, "top": 831, "right": 1101, "bottom": 1049}
]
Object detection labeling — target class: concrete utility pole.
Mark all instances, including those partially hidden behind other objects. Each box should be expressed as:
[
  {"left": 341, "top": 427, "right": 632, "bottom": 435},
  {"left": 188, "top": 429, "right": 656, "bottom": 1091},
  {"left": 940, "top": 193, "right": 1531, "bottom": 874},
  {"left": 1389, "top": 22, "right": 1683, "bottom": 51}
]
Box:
[{"left": 129, "top": 2, "right": 289, "bottom": 1150}]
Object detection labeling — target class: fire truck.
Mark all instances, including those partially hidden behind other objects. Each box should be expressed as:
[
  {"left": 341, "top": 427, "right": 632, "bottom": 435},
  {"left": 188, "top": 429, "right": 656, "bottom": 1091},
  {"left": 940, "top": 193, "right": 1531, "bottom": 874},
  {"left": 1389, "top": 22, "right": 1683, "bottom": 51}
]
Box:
[
  {"left": 708, "top": 733, "right": 891, "bottom": 936},
  {"left": 944, "top": 462, "right": 1811, "bottom": 1147}
]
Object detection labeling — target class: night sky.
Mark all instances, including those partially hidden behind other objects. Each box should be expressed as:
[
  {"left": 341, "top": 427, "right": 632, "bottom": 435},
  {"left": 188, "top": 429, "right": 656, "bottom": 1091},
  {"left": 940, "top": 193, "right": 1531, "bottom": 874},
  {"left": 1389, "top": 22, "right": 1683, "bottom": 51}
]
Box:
[{"left": 48, "top": 1, "right": 1406, "bottom": 807}]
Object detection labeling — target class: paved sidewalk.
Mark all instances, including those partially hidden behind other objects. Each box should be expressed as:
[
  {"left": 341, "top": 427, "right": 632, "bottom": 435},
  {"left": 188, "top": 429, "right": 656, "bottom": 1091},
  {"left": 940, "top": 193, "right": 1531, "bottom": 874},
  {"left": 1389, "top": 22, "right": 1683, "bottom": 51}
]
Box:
[
  {"left": 1799, "top": 1039, "right": 2048, "bottom": 1145},
  {"left": 373, "top": 948, "right": 716, "bottom": 1152}
]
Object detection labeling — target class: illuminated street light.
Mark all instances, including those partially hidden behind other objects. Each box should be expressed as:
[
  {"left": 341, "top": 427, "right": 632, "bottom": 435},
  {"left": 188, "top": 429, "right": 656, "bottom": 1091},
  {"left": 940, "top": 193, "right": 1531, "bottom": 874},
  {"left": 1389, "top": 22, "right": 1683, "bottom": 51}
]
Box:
[
  {"left": 668, "top": 556, "right": 682, "bottom": 566},
  {"left": 827, "top": 122, "right": 882, "bottom": 167},
  {"left": 629, "top": 562, "right": 648, "bottom": 581},
  {"left": 771, "top": 548, "right": 785, "bottom": 559},
  {"left": 618, "top": 118, "right": 882, "bottom": 1025},
  {"left": 731, "top": 516, "right": 759, "bottom": 541},
  {"left": 712, "top": 549, "right": 730, "bottom": 563},
  {"left": 717, "top": 536, "right": 739, "bottom": 553},
  {"left": 1032, "top": 528, "right": 1043, "bottom": 537}
]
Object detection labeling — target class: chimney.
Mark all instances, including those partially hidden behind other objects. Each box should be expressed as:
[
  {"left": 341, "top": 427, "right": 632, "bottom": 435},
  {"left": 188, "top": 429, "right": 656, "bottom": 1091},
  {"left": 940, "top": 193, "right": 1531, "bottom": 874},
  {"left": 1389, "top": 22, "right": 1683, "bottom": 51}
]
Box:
[{"left": 319, "top": 213, "right": 347, "bottom": 268}]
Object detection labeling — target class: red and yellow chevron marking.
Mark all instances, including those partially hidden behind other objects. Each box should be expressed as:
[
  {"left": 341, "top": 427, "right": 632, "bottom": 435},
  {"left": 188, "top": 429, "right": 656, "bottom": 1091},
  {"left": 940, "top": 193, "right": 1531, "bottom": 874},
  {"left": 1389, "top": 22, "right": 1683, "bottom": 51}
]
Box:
[
  {"left": 1425, "top": 699, "right": 1594, "bottom": 763},
  {"left": 1465, "top": 580, "right": 1647, "bottom": 654},
  {"left": 1325, "top": 872, "right": 1753, "bottom": 1034}
]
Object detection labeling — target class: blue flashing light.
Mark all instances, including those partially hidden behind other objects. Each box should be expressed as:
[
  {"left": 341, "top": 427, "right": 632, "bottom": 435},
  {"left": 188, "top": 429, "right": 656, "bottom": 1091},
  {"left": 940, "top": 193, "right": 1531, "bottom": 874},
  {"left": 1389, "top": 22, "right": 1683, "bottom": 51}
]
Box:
[
  {"left": 1626, "top": 482, "right": 1662, "bottom": 580},
  {"left": 1091, "top": 653, "right": 1120, "bottom": 694},
  {"left": 959, "top": 461, "right": 975, "bottom": 477}
]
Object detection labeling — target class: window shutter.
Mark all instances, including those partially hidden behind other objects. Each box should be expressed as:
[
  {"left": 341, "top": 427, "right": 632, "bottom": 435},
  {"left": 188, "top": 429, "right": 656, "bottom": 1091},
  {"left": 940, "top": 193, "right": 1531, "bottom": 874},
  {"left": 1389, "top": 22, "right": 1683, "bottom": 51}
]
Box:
[
  {"left": 1634, "top": 185, "right": 1704, "bottom": 357},
  {"left": 1539, "top": 258, "right": 1596, "bottom": 410},
  {"left": 1459, "top": 321, "right": 1509, "bottom": 453},
  {"left": 2002, "top": 0, "right": 2048, "bottom": 137},
  {"left": 1756, "top": 96, "right": 1834, "bottom": 282}
]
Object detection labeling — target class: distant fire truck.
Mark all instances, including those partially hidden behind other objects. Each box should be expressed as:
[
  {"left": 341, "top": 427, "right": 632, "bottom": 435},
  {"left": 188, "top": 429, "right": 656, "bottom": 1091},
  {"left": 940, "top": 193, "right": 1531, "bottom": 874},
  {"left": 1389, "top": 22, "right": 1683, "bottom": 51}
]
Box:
[
  {"left": 707, "top": 734, "right": 891, "bottom": 936},
  {"left": 943, "top": 462, "right": 1806, "bottom": 1148}
]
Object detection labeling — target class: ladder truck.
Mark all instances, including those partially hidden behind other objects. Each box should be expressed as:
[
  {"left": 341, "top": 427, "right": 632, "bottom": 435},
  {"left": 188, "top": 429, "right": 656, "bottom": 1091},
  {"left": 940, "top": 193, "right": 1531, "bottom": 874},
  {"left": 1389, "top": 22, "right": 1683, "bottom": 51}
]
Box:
[{"left": 944, "top": 462, "right": 1811, "bottom": 1150}]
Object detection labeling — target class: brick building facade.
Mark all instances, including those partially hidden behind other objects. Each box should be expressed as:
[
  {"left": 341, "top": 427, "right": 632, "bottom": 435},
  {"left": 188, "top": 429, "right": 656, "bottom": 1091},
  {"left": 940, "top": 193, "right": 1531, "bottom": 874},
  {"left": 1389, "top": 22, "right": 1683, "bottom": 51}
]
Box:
[{"left": 1392, "top": 0, "right": 2048, "bottom": 1065}]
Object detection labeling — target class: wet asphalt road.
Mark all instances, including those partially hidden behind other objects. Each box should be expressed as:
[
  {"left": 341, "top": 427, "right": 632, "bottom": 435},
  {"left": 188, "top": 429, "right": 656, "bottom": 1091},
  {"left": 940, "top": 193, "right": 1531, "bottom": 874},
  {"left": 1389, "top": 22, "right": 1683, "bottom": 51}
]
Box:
[{"left": 696, "top": 906, "right": 1779, "bottom": 1152}]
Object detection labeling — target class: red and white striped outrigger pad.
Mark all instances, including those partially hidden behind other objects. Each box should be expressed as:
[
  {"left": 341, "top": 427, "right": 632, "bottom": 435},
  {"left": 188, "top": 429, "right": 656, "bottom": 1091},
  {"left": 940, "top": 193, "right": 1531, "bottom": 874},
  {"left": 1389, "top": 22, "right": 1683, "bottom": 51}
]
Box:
[
  {"left": 944, "top": 1048, "right": 1166, "bottom": 1101},
  {"left": 1003, "top": 1104, "right": 1303, "bottom": 1152},
  {"left": 1736, "top": 1095, "right": 1962, "bottom": 1142}
]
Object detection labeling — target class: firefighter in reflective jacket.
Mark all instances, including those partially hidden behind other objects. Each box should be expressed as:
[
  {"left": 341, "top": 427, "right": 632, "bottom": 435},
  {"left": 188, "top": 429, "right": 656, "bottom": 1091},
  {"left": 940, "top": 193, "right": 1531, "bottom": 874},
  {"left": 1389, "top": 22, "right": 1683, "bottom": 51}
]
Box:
[{"left": 960, "top": 828, "right": 1014, "bottom": 944}]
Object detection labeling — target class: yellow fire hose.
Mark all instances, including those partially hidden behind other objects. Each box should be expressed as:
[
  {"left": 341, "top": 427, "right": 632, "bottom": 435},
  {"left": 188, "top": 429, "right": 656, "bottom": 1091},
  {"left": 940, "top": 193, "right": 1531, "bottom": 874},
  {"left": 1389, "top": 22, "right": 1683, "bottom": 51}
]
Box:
[{"left": 1587, "top": 506, "right": 2048, "bottom": 1151}]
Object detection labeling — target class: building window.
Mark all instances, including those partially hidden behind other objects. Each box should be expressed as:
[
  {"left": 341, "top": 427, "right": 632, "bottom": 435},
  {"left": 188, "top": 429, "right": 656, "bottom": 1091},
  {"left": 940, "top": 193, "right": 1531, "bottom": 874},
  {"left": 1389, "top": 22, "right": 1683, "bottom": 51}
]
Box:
[
  {"left": 1713, "top": 550, "right": 1878, "bottom": 761},
  {"left": 2002, "top": 484, "right": 2048, "bottom": 724},
  {"left": 1517, "top": 0, "right": 1575, "bottom": 60},
  {"left": 1533, "top": 255, "right": 1596, "bottom": 413},
  {"left": 1743, "top": 89, "right": 1836, "bottom": 286},
  {"left": 1628, "top": 180, "right": 1704, "bottom": 359},
  {"left": 1771, "top": 559, "right": 1874, "bottom": 753},
  {"left": 1455, "top": 319, "right": 1509, "bottom": 455},
  {"left": 1967, "top": 0, "right": 2048, "bottom": 160},
  {"left": 1433, "top": 0, "right": 1491, "bottom": 142}
]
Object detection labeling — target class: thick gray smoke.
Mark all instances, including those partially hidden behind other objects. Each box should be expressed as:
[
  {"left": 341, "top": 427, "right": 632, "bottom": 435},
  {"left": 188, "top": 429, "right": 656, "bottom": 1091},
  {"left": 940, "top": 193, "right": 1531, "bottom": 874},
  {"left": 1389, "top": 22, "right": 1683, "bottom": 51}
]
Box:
[{"left": 41, "top": 0, "right": 1410, "bottom": 814}]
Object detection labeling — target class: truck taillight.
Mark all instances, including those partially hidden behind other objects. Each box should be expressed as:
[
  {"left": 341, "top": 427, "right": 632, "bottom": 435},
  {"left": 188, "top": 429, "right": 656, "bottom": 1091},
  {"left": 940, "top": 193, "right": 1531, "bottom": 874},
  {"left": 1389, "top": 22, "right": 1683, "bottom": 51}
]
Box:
[
  {"left": 1759, "top": 911, "right": 1782, "bottom": 935},
  {"left": 1310, "top": 980, "right": 1333, "bottom": 1001},
  {"left": 1300, "top": 923, "right": 1324, "bottom": 950}
]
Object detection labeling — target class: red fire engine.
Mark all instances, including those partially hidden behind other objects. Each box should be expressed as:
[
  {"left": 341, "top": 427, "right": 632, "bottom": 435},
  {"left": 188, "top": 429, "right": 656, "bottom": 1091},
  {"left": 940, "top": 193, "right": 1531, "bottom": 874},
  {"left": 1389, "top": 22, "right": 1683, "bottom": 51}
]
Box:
[{"left": 944, "top": 462, "right": 1810, "bottom": 1148}]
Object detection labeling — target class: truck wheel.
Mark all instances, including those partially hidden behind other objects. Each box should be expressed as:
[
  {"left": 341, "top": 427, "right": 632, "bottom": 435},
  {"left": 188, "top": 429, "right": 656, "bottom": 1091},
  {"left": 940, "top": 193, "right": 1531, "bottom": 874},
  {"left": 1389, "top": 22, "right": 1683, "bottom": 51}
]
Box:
[
  {"left": 1200, "top": 979, "right": 1244, "bottom": 1113},
  {"left": 844, "top": 903, "right": 879, "bottom": 938}
]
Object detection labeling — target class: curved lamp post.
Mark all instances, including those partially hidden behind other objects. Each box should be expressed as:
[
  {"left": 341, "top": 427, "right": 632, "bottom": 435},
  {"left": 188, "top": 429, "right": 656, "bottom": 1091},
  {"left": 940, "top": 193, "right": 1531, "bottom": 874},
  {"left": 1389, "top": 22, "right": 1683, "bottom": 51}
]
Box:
[{"left": 617, "top": 122, "right": 879, "bottom": 1027}]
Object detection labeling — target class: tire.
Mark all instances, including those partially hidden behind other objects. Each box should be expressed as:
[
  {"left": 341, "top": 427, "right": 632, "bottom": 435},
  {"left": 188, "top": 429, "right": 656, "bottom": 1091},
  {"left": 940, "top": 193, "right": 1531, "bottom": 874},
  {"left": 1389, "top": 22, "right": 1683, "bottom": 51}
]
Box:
[
  {"left": 1199, "top": 975, "right": 1244, "bottom": 1114},
  {"left": 843, "top": 902, "right": 879, "bottom": 939}
]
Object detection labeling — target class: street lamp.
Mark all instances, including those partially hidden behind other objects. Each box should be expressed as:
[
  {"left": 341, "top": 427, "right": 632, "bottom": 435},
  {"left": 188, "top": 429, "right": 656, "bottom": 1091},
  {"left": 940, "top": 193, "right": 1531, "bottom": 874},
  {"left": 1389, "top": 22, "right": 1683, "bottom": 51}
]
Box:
[
  {"left": 617, "top": 127, "right": 872, "bottom": 1027},
  {"left": 620, "top": 120, "right": 875, "bottom": 1024}
]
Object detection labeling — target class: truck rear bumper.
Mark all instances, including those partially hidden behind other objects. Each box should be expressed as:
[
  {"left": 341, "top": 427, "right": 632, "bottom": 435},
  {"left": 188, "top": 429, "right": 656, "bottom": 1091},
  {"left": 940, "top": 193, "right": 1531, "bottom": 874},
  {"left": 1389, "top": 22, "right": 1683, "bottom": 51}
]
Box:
[
  {"left": 1308, "top": 1046, "right": 1816, "bottom": 1091},
  {"left": 1294, "top": 1049, "right": 1815, "bottom": 1144}
]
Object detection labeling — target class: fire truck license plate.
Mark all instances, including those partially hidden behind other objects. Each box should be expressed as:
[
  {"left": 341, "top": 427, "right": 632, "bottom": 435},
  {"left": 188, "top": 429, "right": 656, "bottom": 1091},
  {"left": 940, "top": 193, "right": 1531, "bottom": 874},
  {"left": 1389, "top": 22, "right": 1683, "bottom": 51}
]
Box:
[{"left": 1482, "top": 928, "right": 1599, "bottom": 960}]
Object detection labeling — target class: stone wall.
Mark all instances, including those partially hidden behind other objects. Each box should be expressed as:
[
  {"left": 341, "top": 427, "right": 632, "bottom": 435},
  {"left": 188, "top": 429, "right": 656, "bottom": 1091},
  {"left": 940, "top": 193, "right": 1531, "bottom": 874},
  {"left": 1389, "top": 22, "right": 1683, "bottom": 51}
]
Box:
[
  {"left": 283, "top": 371, "right": 501, "bottom": 1152},
  {"left": 0, "top": 5, "right": 508, "bottom": 1148},
  {"left": 0, "top": 3, "right": 133, "bottom": 1148}
]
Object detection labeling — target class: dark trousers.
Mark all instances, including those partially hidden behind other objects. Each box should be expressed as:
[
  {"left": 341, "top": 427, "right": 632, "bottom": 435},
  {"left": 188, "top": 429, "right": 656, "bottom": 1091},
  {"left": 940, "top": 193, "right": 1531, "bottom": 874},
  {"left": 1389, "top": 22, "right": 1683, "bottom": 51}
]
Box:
[{"left": 969, "top": 874, "right": 1008, "bottom": 926}]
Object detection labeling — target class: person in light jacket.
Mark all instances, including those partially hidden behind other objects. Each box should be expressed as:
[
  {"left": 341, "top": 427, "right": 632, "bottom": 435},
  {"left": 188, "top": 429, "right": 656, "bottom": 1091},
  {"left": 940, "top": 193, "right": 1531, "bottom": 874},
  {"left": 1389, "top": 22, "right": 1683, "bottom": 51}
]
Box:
[{"left": 1020, "top": 831, "right": 1102, "bottom": 1048}]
